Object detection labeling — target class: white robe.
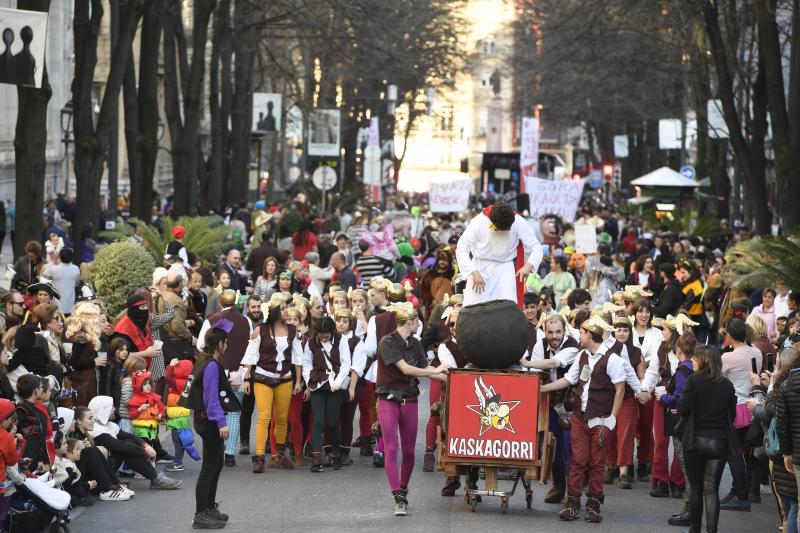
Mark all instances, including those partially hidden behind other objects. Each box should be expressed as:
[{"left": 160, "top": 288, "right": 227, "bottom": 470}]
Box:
[{"left": 456, "top": 213, "right": 543, "bottom": 307}]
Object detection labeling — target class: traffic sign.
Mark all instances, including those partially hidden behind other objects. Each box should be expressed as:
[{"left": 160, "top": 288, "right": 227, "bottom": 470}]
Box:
[
  {"left": 680, "top": 165, "right": 696, "bottom": 180},
  {"left": 312, "top": 166, "right": 337, "bottom": 191}
]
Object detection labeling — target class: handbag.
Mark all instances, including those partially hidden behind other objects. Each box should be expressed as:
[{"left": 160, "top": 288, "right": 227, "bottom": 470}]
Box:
[{"left": 765, "top": 418, "right": 781, "bottom": 456}]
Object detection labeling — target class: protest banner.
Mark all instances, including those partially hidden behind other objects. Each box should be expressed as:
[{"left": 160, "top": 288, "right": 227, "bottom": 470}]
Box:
[
  {"left": 519, "top": 117, "right": 539, "bottom": 193},
  {"left": 523, "top": 177, "right": 584, "bottom": 222},
  {"left": 575, "top": 224, "right": 598, "bottom": 254},
  {"left": 429, "top": 179, "right": 471, "bottom": 212}
]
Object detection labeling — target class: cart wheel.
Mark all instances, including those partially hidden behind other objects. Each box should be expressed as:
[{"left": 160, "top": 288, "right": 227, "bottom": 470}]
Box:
[{"left": 526, "top": 492, "right": 533, "bottom": 509}]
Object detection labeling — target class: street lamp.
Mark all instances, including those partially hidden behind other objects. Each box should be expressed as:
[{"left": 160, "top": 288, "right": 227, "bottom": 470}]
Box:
[{"left": 60, "top": 100, "right": 74, "bottom": 196}]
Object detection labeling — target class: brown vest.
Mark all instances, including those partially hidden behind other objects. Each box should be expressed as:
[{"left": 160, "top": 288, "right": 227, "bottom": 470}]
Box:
[
  {"left": 307, "top": 334, "right": 341, "bottom": 389},
  {"left": 256, "top": 323, "right": 297, "bottom": 376},
  {"left": 376, "top": 332, "right": 424, "bottom": 396},
  {"left": 657, "top": 343, "right": 672, "bottom": 386},
  {"left": 624, "top": 345, "right": 643, "bottom": 397},
  {"left": 574, "top": 348, "right": 616, "bottom": 420},
  {"left": 443, "top": 339, "right": 466, "bottom": 368},
  {"left": 207, "top": 307, "right": 251, "bottom": 371},
  {"left": 537, "top": 335, "right": 581, "bottom": 380}
]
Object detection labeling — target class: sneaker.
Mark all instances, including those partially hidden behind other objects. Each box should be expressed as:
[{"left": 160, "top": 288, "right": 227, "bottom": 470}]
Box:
[
  {"left": 310, "top": 463, "right": 324, "bottom": 473},
  {"left": 120, "top": 485, "right": 136, "bottom": 497},
  {"left": 224, "top": 455, "right": 236, "bottom": 467},
  {"left": 192, "top": 510, "right": 226, "bottom": 529},
  {"left": 99, "top": 489, "right": 131, "bottom": 502},
  {"left": 208, "top": 503, "right": 229, "bottom": 522},
  {"left": 150, "top": 473, "right": 183, "bottom": 490},
  {"left": 668, "top": 511, "right": 690, "bottom": 526},
  {"left": 373, "top": 452, "right": 385, "bottom": 468},
  {"left": 165, "top": 463, "right": 185, "bottom": 472},
  {"left": 393, "top": 493, "right": 408, "bottom": 516},
  {"left": 133, "top": 472, "right": 147, "bottom": 480},
  {"left": 238, "top": 442, "right": 250, "bottom": 456},
  {"left": 156, "top": 454, "right": 176, "bottom": 464},
  {"left": 720, "top": 490, "right": 736, "bottom": 505}
]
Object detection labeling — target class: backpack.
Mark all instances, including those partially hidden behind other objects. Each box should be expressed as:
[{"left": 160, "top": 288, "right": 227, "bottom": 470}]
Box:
[{"left": 765, "top": 417, "right": 780, "bottom": 456}]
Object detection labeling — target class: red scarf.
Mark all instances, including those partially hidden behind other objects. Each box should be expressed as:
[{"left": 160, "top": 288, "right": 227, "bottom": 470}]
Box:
[
  {"left": 113, "top": 315, "right": 154, "bottom": 367},
  {"left": 482, "top": 205, "right": 525, "bottom": 309}
]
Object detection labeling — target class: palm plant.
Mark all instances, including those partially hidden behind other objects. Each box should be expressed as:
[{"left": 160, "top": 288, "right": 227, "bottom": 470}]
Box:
[
  {"left": 724, "top": 231, "right": 800, "bottom": 290},
  {"left": 100, "top": 216, "right": 228, "bottom": 266}
]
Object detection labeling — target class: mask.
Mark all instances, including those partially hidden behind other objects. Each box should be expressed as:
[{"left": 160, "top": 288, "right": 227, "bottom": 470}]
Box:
[{"left": 128, "top": 306, "right": 149, "bottom": 330}]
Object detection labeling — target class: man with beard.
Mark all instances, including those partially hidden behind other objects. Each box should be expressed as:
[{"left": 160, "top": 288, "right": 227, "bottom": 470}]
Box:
[
  {"left": 197, "top": 290, "right": 252, "bottom": 467},
  {"left": 3, "top": 290, "right": 26, "bottom": 328},
  {"left": 111, "top": 294, "right": 162, "bottom": 369},
  {"left": 238, "top": 295, "right": 263, "bottom": 461},
  {"left": 521, "top": 315, "right": 581, "bottom": 504},
  {"left": 419, "top": 249, "right": 454, "bottom": 319}
]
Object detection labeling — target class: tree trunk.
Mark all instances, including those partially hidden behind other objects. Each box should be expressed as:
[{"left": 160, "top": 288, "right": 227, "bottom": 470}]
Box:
[
  {"left": 122, "top": 52, "right": 144, "bottom": 218},
  {"left": 207, "top": 0, "right": 231, "bottom": 213},
  {"left": 128, "top": 3, "right": 162, "bottom": 220},
  {"left": 754, "top": 0, "right": 800, "bottom": 231},
  {"left": 164, "top": 0, "right": 215, "bottom": 216},
  {"left": 227, "top": 0, "right": 258, "bottom": 206},
  {"left": 13, "top": 0, "right": 52, "bottom": 259},
  {"left": 702, "top": 0, "right": 769, "bottom": 234},
  {"left": 73, "top": 0, "right": 145, "bottom": 260}
]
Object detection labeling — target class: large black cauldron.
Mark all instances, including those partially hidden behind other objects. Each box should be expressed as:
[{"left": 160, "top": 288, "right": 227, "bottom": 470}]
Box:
[{"left": 455, "top": 299, "right": 529, "bottom": 369}]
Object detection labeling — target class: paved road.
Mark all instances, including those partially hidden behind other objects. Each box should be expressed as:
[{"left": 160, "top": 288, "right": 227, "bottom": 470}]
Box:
[{"left": 71, "top": 383, "right": 778, "bottom": 533}]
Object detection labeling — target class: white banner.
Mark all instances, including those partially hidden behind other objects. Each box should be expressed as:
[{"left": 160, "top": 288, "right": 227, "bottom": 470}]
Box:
[
  {"left": 520, "top": 118, "right": 539, "bottom": 190},
  {"left": 429, "top": 179, "right": 471, "bottom": 212},
  {"left": 574, "top": 224, "right": 598, "bottom": 254},
  {"left": 523, "top": 177, "right": 585, "bottom": 223},
  {"left": 0, "top": 8, "right": 49, "bottom": 88}
]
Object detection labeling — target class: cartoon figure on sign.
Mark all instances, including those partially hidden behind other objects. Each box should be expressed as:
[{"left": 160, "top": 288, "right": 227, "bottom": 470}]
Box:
[{"left": 466, "top": 377, "right": 521, "bottom": 436}]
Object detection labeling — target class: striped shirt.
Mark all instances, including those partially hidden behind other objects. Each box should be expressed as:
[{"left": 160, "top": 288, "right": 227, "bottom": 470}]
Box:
[{"left": 355, "top": 255, "right": 394, "bottom": 288}]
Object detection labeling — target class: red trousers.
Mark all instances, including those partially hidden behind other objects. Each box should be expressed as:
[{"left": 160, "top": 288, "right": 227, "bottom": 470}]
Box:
[
  {"left": 270, "top": 391, "right": 304, "bottom": 456},
  {"left": 567, "top": 413, "right": 610, "bottom": 499},
  {"left": 637, "top": 397, "right": 655, "bottom": 465},
  {"left": 425, "top": 379, "right": 443, "bottom": 448},
  {"left": 651, "top": 402, "right": 684, "bottom": 488},
  {"left": 358, "top": 381, "right": 376, "bottom": 438},
  {"left": 606, "top": 395, "right": 638, "bottom": 466}
]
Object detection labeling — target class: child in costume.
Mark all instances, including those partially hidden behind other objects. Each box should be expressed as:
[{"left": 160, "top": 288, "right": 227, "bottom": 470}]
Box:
[
  {"left": 127, "top": 370, "right": 166, "bottom": 453},
  {"left": 164, "top": 358, "right": 200, "bottom": 471},
  {"left": 0, "top": 398, "right": 19, "bottom": 521}
]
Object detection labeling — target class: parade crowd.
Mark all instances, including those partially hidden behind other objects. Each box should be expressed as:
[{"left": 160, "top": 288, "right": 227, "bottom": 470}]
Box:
[{"left": 0, "top": 193, "right": 795, "bottom": 533}]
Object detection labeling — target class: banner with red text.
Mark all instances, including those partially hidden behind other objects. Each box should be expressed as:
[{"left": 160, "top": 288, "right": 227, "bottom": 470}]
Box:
[
  {"left": 446, "top": 371, "right": 540, "bottom": 462},
  {"left": 519, "top": 117, "right": 539, "bottom": 193},
  {"left": 429, "top": 178, "right": 471, "bottom": 212},
  {"left": 523, "top": 177, "right": 585, "bottom": 222}
]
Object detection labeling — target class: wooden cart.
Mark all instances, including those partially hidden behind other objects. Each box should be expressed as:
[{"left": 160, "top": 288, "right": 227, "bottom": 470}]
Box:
[{"left": 438, "top": 368, "right": 554, "bottom": 513}]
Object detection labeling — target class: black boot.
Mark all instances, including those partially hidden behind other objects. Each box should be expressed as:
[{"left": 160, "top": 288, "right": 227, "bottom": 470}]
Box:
[
  {"left": 603, "top": 466, "right": 619, "bottom": 485},
  {"left": 668, "top": 501, "right": 690, "bottom": 526},
  {"left": 311, "top": 451, "right": 324, "bottom": 473},
  {"left": 650, "top": 480, "right": 670, "bottom": 498},
  {"left": 544, "top": 463, "right": 566, "bottom": 503},
  {"left": 637, "top": 462, "right": 651, "bottom": 482},
  {"left": 340, "top": 447, "right": 353, "bottom": 466},
  {"left": 332, "top": 446, "right": 342, "bottom": 470}
]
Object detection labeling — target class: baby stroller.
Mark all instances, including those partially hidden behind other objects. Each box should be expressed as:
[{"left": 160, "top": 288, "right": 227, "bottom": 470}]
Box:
[{"left": 7, "top": 478, "right": 71, "bottom": 533}]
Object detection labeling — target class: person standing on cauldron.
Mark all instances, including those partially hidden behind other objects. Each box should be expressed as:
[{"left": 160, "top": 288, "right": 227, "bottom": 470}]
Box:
[{"left": 455, "top": 202, "right": 543, "bottom": 308}]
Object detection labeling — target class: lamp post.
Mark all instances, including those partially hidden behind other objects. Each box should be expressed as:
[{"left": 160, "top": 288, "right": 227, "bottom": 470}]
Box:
[{"left": 60, "top": 100, "right": 74, "bottom": 196}]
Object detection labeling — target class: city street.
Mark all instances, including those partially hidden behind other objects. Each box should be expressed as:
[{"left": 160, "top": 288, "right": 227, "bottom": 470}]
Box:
[{"left": 70, "top": 383, "right": 778, "bottom": 533}]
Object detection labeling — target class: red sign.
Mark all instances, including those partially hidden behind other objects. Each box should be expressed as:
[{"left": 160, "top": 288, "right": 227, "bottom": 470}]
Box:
[{"left": 446, "top": 371, "right": 540, "bottom": 461}]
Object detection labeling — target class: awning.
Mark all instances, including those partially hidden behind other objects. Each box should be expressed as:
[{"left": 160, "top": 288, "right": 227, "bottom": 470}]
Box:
[
  {"left": 627, "top": 196, "right": 654, "bottom": 205},
  {"left": 631, "top": 167, "right": 699, "bottom": 188}
]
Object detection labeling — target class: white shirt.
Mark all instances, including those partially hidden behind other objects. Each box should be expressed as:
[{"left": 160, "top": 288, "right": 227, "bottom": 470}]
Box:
[
  {"left": 525, "top": 335, "right": 580, "bottom": 382},
  {"left": 642, "top": 345, "right": 677, "bottom": 391},
  {"left": 343, "top": 331, "right": 368, "bottom": 378},
  {"left": 363, "top": 314, "right": 422, "bottom": 382},
  {"left": 242, "top": 331, "right": 303, "bottom": 379},
  {"left": 564, "top": 344, "right": 627, "bottom": 412},
  {"left": 775, "top": 292, "right": 791, "bottom": 319},
  {"left": 456, "top": 213, "right": 543, "bottom": 306},
  {"left": 302, "top": 336, "right": 352, "bottom": 391},
  {"left": 437, "top": 339, "right": 463, "bottom": 369}
]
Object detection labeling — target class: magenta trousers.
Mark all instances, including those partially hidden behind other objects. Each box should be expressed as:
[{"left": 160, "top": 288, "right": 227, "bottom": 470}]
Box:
[{"left": 377, "top": 398, "right": 419, "bottom": 493}]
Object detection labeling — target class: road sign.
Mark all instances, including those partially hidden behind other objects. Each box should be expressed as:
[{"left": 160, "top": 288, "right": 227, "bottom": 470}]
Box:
[
  {"left": 589, "top": 169, "right": 603, "bottom": 189},
  {"left": 680, "top": 165, "right": 696, "bottom": 180},
  {"left": 312, "top": 166, "right": 337, "bottom": 191}
]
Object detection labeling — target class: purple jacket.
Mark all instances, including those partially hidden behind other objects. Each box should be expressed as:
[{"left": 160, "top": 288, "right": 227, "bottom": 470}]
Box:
[
  {"left": 660, "top": 360, "right": 693, "bottom": 409},
  {"left": 202, "top": 360, "right": 228, "bottom": 429}
]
